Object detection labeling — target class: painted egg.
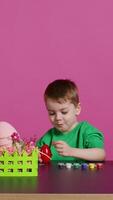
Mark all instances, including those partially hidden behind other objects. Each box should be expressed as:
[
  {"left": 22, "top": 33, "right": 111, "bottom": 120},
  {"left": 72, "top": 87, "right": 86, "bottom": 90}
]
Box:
[{"left": 40, "top": 144, "right": 52, "bottom": 164}]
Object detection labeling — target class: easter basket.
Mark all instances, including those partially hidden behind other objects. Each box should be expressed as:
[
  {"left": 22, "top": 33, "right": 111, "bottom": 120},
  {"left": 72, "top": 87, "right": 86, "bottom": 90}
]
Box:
[
  {"left": 0, "top": 133, "right": 38, "bottom": 176},
  {"left": 0, "top": 149, "right": 38, "bottom": 176}
]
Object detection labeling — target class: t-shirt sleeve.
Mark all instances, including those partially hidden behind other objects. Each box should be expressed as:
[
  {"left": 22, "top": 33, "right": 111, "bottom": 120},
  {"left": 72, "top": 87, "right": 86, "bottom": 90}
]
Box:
[
  {"left": 36, "top": 136, "right": 44, "bottom": 148},
  {"left": 83, "top": 123, "right": 104, "bottom": 148}
]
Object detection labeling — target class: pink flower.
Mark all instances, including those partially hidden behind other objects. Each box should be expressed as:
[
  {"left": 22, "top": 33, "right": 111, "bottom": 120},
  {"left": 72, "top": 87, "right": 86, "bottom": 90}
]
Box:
[
  {"left": 7, "top": 146, "right": 15, "bottom": 155},
  {"left": 25, "top": 145, "right": 35, "bottom": 155},
  {"left": 10, "top": 133, "right": 37, "bottom": 155},
  {"left": 24, "top": 136, "right": 36, "bottom": 148},
  {"left": 11, "top": 132, "right": 20, "bottom": 143}
]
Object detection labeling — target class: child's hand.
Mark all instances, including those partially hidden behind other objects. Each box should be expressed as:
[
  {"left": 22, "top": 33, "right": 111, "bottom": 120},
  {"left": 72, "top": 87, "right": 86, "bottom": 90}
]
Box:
[
  {"left": 52, "top": 141, "right": 72, "bottom": 157},
  {"left": 38, "top": 149, "right": 43, "bottom": 163}
]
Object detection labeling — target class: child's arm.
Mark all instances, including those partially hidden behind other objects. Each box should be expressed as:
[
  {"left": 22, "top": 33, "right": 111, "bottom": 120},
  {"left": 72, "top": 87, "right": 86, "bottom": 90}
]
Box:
[
  {"left": 52, "top": 141, "right": 105, "bottom": 161},
  {"left": 69, "top": 147, "right": 105, "bottom": 161}
]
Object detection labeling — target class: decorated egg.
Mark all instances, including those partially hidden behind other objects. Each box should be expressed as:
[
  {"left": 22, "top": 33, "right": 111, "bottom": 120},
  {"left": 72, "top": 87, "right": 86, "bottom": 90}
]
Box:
[
  {"left": 0, "top": 121, "right": 17, "bottom": 147},
  {"left": 40, "top": 144, "right": 52, "bottom": 164}
]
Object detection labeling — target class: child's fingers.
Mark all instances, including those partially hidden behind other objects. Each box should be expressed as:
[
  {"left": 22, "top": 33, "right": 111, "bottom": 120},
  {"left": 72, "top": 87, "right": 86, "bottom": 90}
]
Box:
[
  {"left": 39, "top": 157, "right": 43, "bottom": 163},
  {"left": 52, "top": 141, "right": 65, "bottom": 149},
  {"left": 38, "top": 151, "right": 43, "bottom": 163},
  {"left": 52, "top": 141, "right": 64, "bottom": 146},
  {"left": 38, "top": 150, "right": 41, "bottom": 158},
  {"left": 52, "top": 143, "right": 62, "bottom": 149}
]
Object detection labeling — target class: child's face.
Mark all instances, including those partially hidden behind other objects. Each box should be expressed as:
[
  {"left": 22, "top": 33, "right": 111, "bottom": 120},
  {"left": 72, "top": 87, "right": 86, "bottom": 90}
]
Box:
[{"left": 45, "top": 98, "right": 81, "bottom": 133}]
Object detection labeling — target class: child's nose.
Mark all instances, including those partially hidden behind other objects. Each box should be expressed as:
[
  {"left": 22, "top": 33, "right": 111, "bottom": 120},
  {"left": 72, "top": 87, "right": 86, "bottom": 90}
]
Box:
[{"left": 55, "top": 113, "right": 62, "bottom": 120}]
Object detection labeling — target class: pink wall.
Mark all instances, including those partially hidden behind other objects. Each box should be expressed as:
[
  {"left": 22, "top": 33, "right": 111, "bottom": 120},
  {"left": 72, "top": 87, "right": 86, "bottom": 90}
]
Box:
[{"left": 0, "top": 0, "right": 113, "bottom": 160}]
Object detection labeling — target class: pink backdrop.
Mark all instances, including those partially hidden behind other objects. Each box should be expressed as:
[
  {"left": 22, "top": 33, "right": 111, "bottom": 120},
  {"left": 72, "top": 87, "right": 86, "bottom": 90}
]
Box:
[{"left": 0, "top": 0, "right": 113, "bottom": 160}]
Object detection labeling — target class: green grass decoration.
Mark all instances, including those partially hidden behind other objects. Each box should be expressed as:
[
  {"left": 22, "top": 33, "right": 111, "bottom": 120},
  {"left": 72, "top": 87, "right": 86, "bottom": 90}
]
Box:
[{"left": 0, "top": 149, "right": 38, "bottom": 176}]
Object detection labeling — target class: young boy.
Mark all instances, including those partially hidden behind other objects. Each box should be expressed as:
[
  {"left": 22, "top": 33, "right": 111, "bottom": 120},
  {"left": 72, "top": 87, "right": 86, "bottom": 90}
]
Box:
[{"left": 37, "top": 79, "right": 105, "bottom": 163}]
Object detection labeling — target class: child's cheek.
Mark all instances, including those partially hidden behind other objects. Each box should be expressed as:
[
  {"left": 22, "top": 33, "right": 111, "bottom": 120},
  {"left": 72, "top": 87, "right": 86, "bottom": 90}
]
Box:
[{"left": 49, "top": 116, "right": 54, "bottom": 123}]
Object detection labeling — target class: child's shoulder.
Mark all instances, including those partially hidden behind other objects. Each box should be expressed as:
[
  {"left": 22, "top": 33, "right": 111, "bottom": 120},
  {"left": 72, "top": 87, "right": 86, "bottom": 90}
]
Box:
[
  {"left": 77, "top": 121, "right": 91, "bottom": 128},
  {"left": 78, "top": 121, "right": 103, "bottom": 138},
  {"left": 42, "top": 127, "right": 56, "bottom": 137},
  {"left": 78, "top": 121, "right": 101, "bottom": 132}
]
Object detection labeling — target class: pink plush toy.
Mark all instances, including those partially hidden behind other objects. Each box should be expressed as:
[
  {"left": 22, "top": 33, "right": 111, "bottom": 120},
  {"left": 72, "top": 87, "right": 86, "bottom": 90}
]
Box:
[{"left": 0, "top": 121, "right": 18, "bottom": 148}]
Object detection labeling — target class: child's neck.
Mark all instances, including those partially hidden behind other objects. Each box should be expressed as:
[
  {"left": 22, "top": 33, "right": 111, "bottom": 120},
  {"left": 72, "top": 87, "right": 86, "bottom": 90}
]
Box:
[{"left": 63, "top": 121, "right": 79, "bottom": 134}]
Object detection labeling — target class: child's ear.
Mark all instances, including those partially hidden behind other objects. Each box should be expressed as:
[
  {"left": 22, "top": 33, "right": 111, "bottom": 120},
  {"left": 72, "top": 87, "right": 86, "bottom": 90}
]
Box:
[{"left": 75, "top": 103, "right": 81, "bottom": 115}]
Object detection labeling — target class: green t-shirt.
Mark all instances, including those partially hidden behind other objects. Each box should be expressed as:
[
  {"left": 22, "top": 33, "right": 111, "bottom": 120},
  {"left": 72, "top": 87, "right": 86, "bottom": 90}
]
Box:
[{"left": 36, "top": 121, "right": 104, "bottom": 162}]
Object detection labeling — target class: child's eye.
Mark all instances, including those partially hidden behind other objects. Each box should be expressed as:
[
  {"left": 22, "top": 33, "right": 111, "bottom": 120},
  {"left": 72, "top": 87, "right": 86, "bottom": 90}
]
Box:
[
  {"left": 62, "top": 111, "right": 68, "bottom": 115},
  {"left": 49, "top": 112, "right": 55, "bottom": 116}
]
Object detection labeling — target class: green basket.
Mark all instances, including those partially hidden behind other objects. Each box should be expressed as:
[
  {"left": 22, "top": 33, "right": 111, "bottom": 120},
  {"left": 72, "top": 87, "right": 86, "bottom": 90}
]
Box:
[{"left": 0, "top": 149, "right": 38, "bottom": 176}]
